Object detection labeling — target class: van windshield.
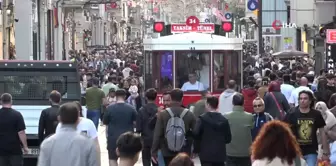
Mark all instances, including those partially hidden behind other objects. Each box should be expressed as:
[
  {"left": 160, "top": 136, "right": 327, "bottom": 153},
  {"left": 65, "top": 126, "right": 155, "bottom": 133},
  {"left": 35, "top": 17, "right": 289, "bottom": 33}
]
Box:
[{"left": 0, "top": 67, "right": 80, "bottom": 105}]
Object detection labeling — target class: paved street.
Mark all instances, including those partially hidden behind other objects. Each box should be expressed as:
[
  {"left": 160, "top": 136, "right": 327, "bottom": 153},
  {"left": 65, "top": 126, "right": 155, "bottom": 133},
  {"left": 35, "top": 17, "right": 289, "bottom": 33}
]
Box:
[{"left": 98, "top": 126, "right": 201, "bottom": 166}]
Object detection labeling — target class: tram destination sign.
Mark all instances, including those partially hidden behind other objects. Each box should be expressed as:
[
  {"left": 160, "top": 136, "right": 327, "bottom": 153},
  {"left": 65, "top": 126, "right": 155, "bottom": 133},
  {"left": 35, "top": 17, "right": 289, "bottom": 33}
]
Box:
[{"left": 170, "top": 23, "right": 215, "bottom": 33}]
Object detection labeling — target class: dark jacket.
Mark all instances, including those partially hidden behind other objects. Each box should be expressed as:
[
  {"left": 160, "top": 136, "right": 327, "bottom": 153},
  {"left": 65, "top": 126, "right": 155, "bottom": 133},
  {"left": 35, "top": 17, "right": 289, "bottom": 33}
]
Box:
[
  {"left": 136, "top": 103, "right": 158, "bottom": 147},
  {"left": 192, "top": 99, "right": 206, "bottom": 118},
  {"left": 38, "top": 105, "right": 60, "bottom": 144},
  {"left": 151, "top": 104, "right": 196, "bottom": 157},
  {"left": 264, "top": 91, "right": 290, "bottom": 119},
  {"left": 251, "top": 112, "right": 273, "bottom": 141},
  {"left": 193, "top": 112, "right": 231, "bottom": 162}
]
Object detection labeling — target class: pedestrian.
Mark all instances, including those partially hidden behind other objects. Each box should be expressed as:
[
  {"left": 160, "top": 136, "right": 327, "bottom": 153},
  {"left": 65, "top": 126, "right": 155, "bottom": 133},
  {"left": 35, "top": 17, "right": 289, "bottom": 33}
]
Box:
[
  {"left": 168, "top": 153, "right": 194, "bottom": 166},
  {"left": 192, "top": 90, "right": 211, "bottom": 118},
  {"left": 288, "top": 77, "right": 313, "bottom": 107},
  {"left": 329, "top": 93, "right": 336, "bottom": 117},
  {"left": 315, "top": 102, "right": 336, "bottom": 141},
  {"left": 102, "top": 76, "right": 119, "bottom": 96},
  {"left": 284, "top": 90, "right": 330, "bottom": 166},
  {"left": 218, "top": 80, "right": 237, "bottom": 115},
  {"left": 193, "top": 96, "right": 231, "bottom": 166},
  {"left": 116, "top": 132, "right": 143, "bottom": 166},
  {"left": 38, "top": 102, "right": 99, "bottom": 166},
  {"left": 151, "top": 89, "right": 196, "bottom": 165},
  {"left": 86, "top": 77, "right": 106, "bottom": 129},
  {"left": 56, "top": 101, "right": 100, "bottom": 154},
  {"left": 251, "top": 120, "right": 306, "bottom": 166},
  {"left": 224, "top": 93, "right": 253, "bottom": 166},
  {"left": 251, "top": 97, "right": 273, "bottom": 141},
  {"left": 0, "top": 93, "right": 28, "bottom": 166},
  {"left": 38, "top": 90, "right": 61, "bottom": 144},
  {"left": 314, "top": 78, "right": 330, "bottom": 104},
  {"left": 280, "top": 74, "right": 295, "bottom": 101},
  {"left": 257, "top": 77, "right": 269, "bottom": 98},
  {"left": 263, "top": 81, "right": 290, "bottom": 120},
  {"left": 103, "top": 89, "right": 137, "bottom": 166},
  {"left": 136, "top": 88, "right": 159, "bottom": 166},
  {"left": 106, "top": 88, "right": 117, "bottom": 105},
  {"left": 241, "top": 80, "right": 257, "bottom": 113}
]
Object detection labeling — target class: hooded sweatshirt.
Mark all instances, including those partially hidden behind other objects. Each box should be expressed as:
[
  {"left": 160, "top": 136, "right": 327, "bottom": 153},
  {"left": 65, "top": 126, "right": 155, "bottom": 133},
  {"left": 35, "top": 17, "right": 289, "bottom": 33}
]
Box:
[
  {"left": 242, "top": 88, "right": 257, "bottom": 113},
  {"left": 193, "top": 112, "right": 231, "bottom": 162},
  {"left": 219, "top": 89, "right": 236, "bottom": 115}
]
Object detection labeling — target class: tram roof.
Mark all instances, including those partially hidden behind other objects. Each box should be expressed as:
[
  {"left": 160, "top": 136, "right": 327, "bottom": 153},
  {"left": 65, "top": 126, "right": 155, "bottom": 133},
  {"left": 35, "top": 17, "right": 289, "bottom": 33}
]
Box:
[{"left": 143, "top": 33, "right": 244, "bottom": 51}]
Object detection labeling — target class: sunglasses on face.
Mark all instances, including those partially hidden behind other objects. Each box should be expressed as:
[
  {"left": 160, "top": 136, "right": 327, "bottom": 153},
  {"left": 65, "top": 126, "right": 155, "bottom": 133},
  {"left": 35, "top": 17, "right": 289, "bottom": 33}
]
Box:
[{"left": 253, "top": 104, "right": 263, "bottom": 108}]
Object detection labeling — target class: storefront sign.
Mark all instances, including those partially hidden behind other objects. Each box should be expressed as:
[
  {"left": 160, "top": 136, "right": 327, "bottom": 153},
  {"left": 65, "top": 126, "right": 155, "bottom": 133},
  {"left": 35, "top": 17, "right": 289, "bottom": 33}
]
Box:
[
  {"left": 326, "top": 44, "right": 335, "bottom": 74},
  {"left": 170, "top": 24, "right": 215, "bottom": 33}
]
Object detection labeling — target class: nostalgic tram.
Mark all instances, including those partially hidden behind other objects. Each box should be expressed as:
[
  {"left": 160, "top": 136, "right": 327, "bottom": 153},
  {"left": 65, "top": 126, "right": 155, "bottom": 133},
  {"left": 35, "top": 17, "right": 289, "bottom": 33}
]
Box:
[{"left": 143, "top": 32, "right": 244, "bottom": 106}]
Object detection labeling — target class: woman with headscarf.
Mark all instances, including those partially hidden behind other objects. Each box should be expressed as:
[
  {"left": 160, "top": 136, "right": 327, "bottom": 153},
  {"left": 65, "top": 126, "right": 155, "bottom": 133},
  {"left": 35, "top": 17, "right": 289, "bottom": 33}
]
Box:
[
  {"left": 315, "top": 101, "right": 336, "bottom": 164},
  {"left": 263, "top": 81, "right": 290, "bottom": 120},
  {"left": 315, "top": 102, "right": 336, "bottom": 141}
]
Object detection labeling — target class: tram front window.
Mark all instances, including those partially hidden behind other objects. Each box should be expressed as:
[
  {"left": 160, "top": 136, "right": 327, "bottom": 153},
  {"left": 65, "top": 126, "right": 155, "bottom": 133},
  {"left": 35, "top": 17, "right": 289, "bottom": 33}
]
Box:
[
  {"left": 213, "top": 51, "right": 241, "bottom": 91},
  {"left": 145, "top": 51, "right": 173, "bottom": 91},
  {"left": 175, "top": 51, "right": 210, "bottom": 91}
]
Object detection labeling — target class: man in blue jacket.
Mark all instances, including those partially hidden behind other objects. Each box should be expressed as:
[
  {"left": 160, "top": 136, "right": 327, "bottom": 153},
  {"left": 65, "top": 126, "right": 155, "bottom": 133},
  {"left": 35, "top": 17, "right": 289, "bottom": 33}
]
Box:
[{"left": 251, "top": 97, "right": 273, "bottom": 141}]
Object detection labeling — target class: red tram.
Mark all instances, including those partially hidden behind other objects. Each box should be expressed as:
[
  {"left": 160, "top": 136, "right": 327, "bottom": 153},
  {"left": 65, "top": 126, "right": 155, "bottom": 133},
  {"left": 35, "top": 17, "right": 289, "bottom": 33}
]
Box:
[{"left": 143, "top": 32, "right": 244, "bottom": 106}]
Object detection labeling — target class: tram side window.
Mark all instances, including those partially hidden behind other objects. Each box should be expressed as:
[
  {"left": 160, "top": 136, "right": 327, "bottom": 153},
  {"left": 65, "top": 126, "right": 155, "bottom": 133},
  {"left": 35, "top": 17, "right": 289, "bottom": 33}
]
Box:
[
  {"left": 146, "top": 51, "right": 173, "bottom": 91},
  {"left": 144, "top": 51, "right": 153, "bottom": 90},
  {"left": 175, "top": 51, "right": 210, "bottom": 92},
  {"left": 213, "top": 51, "right": 240, "bottom": 91}
]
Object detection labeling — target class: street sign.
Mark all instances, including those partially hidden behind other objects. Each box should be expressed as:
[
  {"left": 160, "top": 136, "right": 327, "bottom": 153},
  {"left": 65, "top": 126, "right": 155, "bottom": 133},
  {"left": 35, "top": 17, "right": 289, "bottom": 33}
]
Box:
[
  {"left": 327, "top": 29, "right": 336, "bottom": 43},
  {"left": 224, "top": 13, "right": 232, "bottom": 20},
  {"left": 326, "top": 44, "right": 335, "bottom": 74},
  {"left": 171, "top": 23, "right": 214, "bottom": 33},
  {"left": 186, "top": 16, "right": 200, "bottom": 26},
  {"left": 247, "top": 0, "right": 258, "bottom": 11}
]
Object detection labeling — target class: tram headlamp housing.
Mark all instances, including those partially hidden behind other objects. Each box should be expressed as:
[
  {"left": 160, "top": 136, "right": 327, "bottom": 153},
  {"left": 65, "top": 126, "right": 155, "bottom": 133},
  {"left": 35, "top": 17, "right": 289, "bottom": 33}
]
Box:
[
  {"left": 222, "top": 21, "right": 233, "bottom": 32},
  {"left": 153, "top": 22, "right": 165, "bottom": 33}
]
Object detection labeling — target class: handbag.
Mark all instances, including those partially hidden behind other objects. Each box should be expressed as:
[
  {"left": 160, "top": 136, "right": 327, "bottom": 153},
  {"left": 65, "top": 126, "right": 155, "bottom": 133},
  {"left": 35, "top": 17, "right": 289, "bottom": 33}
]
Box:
[{"left": 270, "top": 92, "right": 284, "bottom": 119}]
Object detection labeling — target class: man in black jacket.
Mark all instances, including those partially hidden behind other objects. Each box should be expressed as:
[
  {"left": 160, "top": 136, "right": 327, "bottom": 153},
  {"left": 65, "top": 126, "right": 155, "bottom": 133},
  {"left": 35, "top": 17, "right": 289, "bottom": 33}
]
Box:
[
  {"left": 38, "top": 90, "right": 61, "bottom": 144},
  {"left": 193, "top": 96, "right": 232, "bottom": 166},
  {"left": 136, "top": 88, "right": 158, "bottom": 166}
]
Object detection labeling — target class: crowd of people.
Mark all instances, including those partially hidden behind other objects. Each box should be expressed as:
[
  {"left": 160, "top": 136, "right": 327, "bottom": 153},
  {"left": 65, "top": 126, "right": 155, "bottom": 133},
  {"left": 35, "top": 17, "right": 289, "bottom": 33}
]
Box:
[{"left": 2, "top": 37, "right": 336, "bottom": 166}]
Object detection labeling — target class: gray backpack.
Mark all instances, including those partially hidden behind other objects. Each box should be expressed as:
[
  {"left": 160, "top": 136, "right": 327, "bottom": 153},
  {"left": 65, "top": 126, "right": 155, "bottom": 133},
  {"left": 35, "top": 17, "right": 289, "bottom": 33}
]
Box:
[{"left": 165, "top": 108, "right": 188, "bottom": 152}]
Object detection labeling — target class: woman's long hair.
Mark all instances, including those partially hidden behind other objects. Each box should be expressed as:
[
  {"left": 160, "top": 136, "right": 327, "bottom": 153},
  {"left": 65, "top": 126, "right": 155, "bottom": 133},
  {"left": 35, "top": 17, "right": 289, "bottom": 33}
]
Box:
[
  {"left": 169, "top": 153, "right": 194, "bottom": 166},
  {"left": 251, "top": 120, "right": 301, "bottom": 165}
]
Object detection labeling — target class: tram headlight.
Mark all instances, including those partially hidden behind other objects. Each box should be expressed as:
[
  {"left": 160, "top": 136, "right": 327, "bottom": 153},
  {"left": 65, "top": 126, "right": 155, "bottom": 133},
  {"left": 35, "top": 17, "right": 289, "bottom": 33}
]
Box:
[
  {"left": 222, "top": 21, "right": 233, "bottom": 32},
  {"left": 153, "top": 22, "right": 165, "bottom": 33}
]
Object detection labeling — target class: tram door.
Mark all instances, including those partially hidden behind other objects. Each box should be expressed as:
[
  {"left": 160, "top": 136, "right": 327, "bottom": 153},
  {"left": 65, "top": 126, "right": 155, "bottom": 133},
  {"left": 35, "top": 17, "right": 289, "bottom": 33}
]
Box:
[{"left": 212, "top": 50, "right": 242, "bottom": 93}]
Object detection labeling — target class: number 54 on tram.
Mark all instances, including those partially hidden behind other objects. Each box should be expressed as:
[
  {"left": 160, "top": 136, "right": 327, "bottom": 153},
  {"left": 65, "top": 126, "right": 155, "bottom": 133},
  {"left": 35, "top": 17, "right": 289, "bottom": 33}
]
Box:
[{"left": 143, "top": 23, "right": 244, "bottom": 107}]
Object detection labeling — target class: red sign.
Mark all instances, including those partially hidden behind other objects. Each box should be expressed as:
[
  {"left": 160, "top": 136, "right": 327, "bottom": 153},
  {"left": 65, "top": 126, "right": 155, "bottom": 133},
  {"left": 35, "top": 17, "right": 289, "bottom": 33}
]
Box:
[
  {"left": 186, "top": 16, "right": 199, "bottom": 26},
  {"left": 155, "top": 93, "right": 221, "bottom": 106},
  {"left": 171, "top": 24, "right": 215, "bottom": 33},
  {"left": 272, "top": 20, "right": 282, "bottom": 30},
  {"left": 327, "top": 29, "right": 336, "bottom": 44}
]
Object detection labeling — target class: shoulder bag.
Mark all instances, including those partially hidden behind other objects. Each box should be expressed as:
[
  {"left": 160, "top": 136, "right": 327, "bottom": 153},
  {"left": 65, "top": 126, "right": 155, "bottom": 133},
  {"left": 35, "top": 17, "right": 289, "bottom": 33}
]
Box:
[{"left": 270, "top": 92, "right": 284, "bottom": 119}]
